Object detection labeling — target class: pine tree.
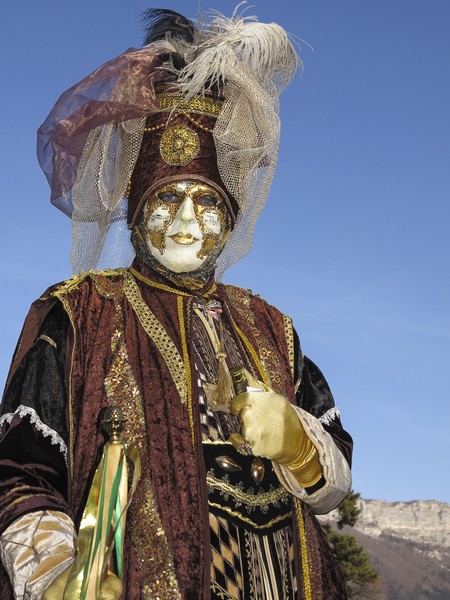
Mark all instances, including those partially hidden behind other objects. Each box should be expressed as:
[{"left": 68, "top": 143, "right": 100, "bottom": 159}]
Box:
[
  {"left": 323, "top": 491, "right": 380, "bottom": 599},
  {"left": 337, "top": 490, "right": 362, "bottom": 529}
]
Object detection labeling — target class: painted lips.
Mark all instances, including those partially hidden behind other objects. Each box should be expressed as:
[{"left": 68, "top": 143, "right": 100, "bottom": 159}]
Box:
[{"left": 168, "top": 232, "right": 200, "bottom": 245}]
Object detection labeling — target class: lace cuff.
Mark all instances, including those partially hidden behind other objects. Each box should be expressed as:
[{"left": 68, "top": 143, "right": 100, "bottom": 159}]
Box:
[
  {"left": 273, "top": 407, "right": 352, "bottom": 514},
  {"left": 0, "top": 510, "right": 76, "bottom": 599}
]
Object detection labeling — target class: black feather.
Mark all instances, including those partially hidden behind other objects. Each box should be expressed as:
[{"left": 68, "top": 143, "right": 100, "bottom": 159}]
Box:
[{"left": 141, "top": 9, "right": 196, "bottom": 46}]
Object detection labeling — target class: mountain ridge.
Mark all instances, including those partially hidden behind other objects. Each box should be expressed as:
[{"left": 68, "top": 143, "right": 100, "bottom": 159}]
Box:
[{"left": 319, "top": 498, "right": 450, "bottom": 599}]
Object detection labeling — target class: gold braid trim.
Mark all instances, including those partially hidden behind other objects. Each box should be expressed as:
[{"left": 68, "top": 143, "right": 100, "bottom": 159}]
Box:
[
  {"left": 296, "top": 499, "right": 312, "bottom": 600},
  {"left": 129, "top": 266, "right": 217, "bottom": 297},
  {"left": 224, "top": 286, "right": 292, "bottom": 395},
  {"left": 177, "top": 296, "right": 195, "bottom": 446},
  {"left": 0, "top": 494, "right": 54, "bottom": 521},
  {"left": 50, "top": 273, "right": 88, "bottom": 296},
  {"left": 283, "top": 314, "right": 295, "bottom": 378},
  {"left": 50, "top": 269, "right": 124, "bottom": 298},
  {"left": 207, "top": 502, "right": 292, "bottom": 531},
  {"left": 157, "top": 92, "right": 223, "bottom": 117},
  {"left": 52, "top": 269, "right": 126, "bottom": 477},
  {"left": 207, "top": 474, "right": 289, "bottom": 507},
  {"left": 37, "top": 334, "right": 57, "bottom": 349},
  {"left": 123, "top": 272, "right": 187, "bottom": 404},
  {"left": 227, "top": 313, "right": 270, "bottom": 388},
  {"left": 129, "top": 266, "right": 191, "bottom": 296},
  {"left": 51, "top": 290, "right": 76, "bottom": 478}
]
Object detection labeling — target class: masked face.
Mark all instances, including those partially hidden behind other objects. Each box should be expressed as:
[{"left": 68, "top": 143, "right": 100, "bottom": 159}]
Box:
[{"left": 141, "top": 181, "right": 230, "bottom": 273}]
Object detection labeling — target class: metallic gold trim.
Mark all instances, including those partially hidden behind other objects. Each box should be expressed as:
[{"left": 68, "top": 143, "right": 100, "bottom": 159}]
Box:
[
  {"left": 129, "top": 265, "right": 217, "bottom": 297},
  {"left": 177, "top": 296, "right": 195, "bottom": 445},
  {"left": 123, "top": 271, "right": 187, "bottom": 404},
  {"left": 202, "top": 439, "right": 235, "bottom": 446},
  {"left": 207, "top": 474, "right": 289, "bottom": 507},
  {"left": 210, "top": 579, "right": 237, "bottom": 600},
  {"left": 296, "top": 499, "right": 312, "bottom": 600},
  {"left": 160, "top": 124, "right": 200, "bottom": 166},
  {"left": 0, "top": 486, "right": 36, "bottom": 514},
  {"left": 91, "top": 272, "right": 124, "bottom": 299},
  {"left": 227, "top": 313, "right": 270, "bottom": 388},
  {"left": 51, "top": 273, "right": 88, "bottom": 295},
  {"left": 157, "top": 93, "right": 222, "bottom": 117},
  {"left": 208, "top": 501, "right": 292, "bottom": 531},
  {"left": 183, "top": 112, "right": 214, "bottom": 133},
  {"left": 283, "top": 314, "right": 295, "bottom": 378},
  {"left": 51, "top": 290, "right": 77, "bottom": 480},
  {"left": 103, "top": 301, "right": 180, "bottom": 597},
  {"left": 0, "top": 494, "right": 52, "bottom": 521},
  {"left": 37, "top": 334, "right": 57, "bottom": 349}
]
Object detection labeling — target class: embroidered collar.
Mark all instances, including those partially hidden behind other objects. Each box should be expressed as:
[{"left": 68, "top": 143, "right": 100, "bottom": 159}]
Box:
[{"left": 130, "top": 260, "right": 217, "bottom": 298}]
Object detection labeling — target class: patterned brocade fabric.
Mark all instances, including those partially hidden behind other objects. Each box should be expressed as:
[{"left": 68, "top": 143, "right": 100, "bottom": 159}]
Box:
[{"left": 192, "top": 307, "right": 298, "bottom": 599}]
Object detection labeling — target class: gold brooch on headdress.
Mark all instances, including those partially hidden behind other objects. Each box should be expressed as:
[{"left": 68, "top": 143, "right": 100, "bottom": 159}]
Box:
[{"left": 160, "top": 124, "right": 200, "bottom": 166}]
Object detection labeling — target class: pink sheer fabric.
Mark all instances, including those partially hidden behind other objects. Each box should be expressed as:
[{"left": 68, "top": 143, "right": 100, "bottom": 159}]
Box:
[{"left": 37, "top": 47, "right": 170, "bottom": 217}]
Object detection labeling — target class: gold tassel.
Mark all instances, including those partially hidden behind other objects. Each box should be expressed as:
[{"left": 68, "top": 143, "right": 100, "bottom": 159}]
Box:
[{"left": 213, "top": 348, "right": 234, "bottom": 411}]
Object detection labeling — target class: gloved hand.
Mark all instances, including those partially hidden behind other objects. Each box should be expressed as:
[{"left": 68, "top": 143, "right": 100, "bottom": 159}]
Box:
[
  {"left": 42, "top": 566, "right": 123, "bottom": 600},
  {"left": 229, "top": 369, "right": 323, "bottom": 487}
]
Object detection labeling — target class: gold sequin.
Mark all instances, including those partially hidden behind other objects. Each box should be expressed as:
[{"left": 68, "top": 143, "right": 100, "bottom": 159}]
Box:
[
  {"left": 283, "top": 314, "right": 295, "bottom": 378},
  {"left": 91, "top": 272, "right": 125, "bottom": 299},
  {"left": 104, "top": 300, "right": 180, "bottom": 598}
]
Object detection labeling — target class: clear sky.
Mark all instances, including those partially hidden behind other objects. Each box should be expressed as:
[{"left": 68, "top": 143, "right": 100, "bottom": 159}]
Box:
[{"left": 1, "top": 0, "right": 449, "bottom": 504}]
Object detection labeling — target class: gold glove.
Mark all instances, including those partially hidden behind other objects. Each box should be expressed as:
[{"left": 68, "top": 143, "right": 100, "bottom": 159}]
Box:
[
  {"left": 230, "top": 369, "right": 323, "bottom": 488},
  {"left": 42, "top": 567, "right": 122, "bottom": 600}
]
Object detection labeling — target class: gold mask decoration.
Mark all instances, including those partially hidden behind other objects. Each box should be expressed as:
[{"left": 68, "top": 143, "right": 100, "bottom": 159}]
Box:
[{"left": 141, "top": 180, "right": 230, "bottom": 274}]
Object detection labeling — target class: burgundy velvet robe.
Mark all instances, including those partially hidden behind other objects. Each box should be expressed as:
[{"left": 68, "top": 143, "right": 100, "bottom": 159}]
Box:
[{"left": 0, "top": 262, "right": 352, "bottom": 599}]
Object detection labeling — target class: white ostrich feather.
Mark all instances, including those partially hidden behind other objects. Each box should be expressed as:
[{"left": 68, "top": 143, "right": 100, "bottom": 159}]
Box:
[{"left": 175, "top": 11, "right": 300, "bottom": 98}]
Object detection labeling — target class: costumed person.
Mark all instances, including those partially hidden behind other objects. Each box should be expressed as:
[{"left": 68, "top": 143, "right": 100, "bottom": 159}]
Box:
[{"left": 0, "top": 8, "right": 353, "bottom": 599}]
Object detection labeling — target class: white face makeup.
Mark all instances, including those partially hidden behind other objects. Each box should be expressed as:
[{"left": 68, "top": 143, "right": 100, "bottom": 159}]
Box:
[{"left": 142, "top": 181, "right": 230, "bottom": 273}]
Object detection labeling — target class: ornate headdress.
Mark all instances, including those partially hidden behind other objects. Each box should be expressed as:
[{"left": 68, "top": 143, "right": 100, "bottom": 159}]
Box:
[{"left": 37, "top": 6, "right": 300, "bottom": 278}]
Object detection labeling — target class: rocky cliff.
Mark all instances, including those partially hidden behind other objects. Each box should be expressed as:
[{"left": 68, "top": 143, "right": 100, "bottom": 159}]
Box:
[{"left": 320, "top": 499, "right": 450, "bottom": 599}]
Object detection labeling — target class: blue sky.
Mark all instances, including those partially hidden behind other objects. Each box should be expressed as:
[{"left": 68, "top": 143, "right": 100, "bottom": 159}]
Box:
[{"left": 1, "top": 1, "right": 449, "bottom": 504}]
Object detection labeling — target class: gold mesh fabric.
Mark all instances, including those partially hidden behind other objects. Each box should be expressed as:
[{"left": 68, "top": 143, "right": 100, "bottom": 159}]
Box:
[{"left": 71, "top": 118, "right": 146, "bottom": 272}]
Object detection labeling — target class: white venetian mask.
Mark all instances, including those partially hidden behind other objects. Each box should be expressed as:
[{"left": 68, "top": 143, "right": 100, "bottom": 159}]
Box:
[{"left": 141, "top": 180, "right": 230, "bottom": 273}]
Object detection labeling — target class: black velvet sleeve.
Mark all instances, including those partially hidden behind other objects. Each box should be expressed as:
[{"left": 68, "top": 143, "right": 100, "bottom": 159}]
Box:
[
  {"left": 0, "top": 302, "right": 71, "bottom": 534},
  {"left": 293, "top": 329, "right": 353, "bottom": 469}
]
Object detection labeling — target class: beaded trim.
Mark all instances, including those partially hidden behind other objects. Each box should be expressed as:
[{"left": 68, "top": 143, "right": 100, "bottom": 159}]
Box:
[
  {"left": 144, "top": 112, "right": 214, "bottom": 134},
  {"left": 157, "top": 92, "right": 222, "bottom": 117},
  {"left": 283, "top": 314, "right": 295, "bottom": 378}
]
